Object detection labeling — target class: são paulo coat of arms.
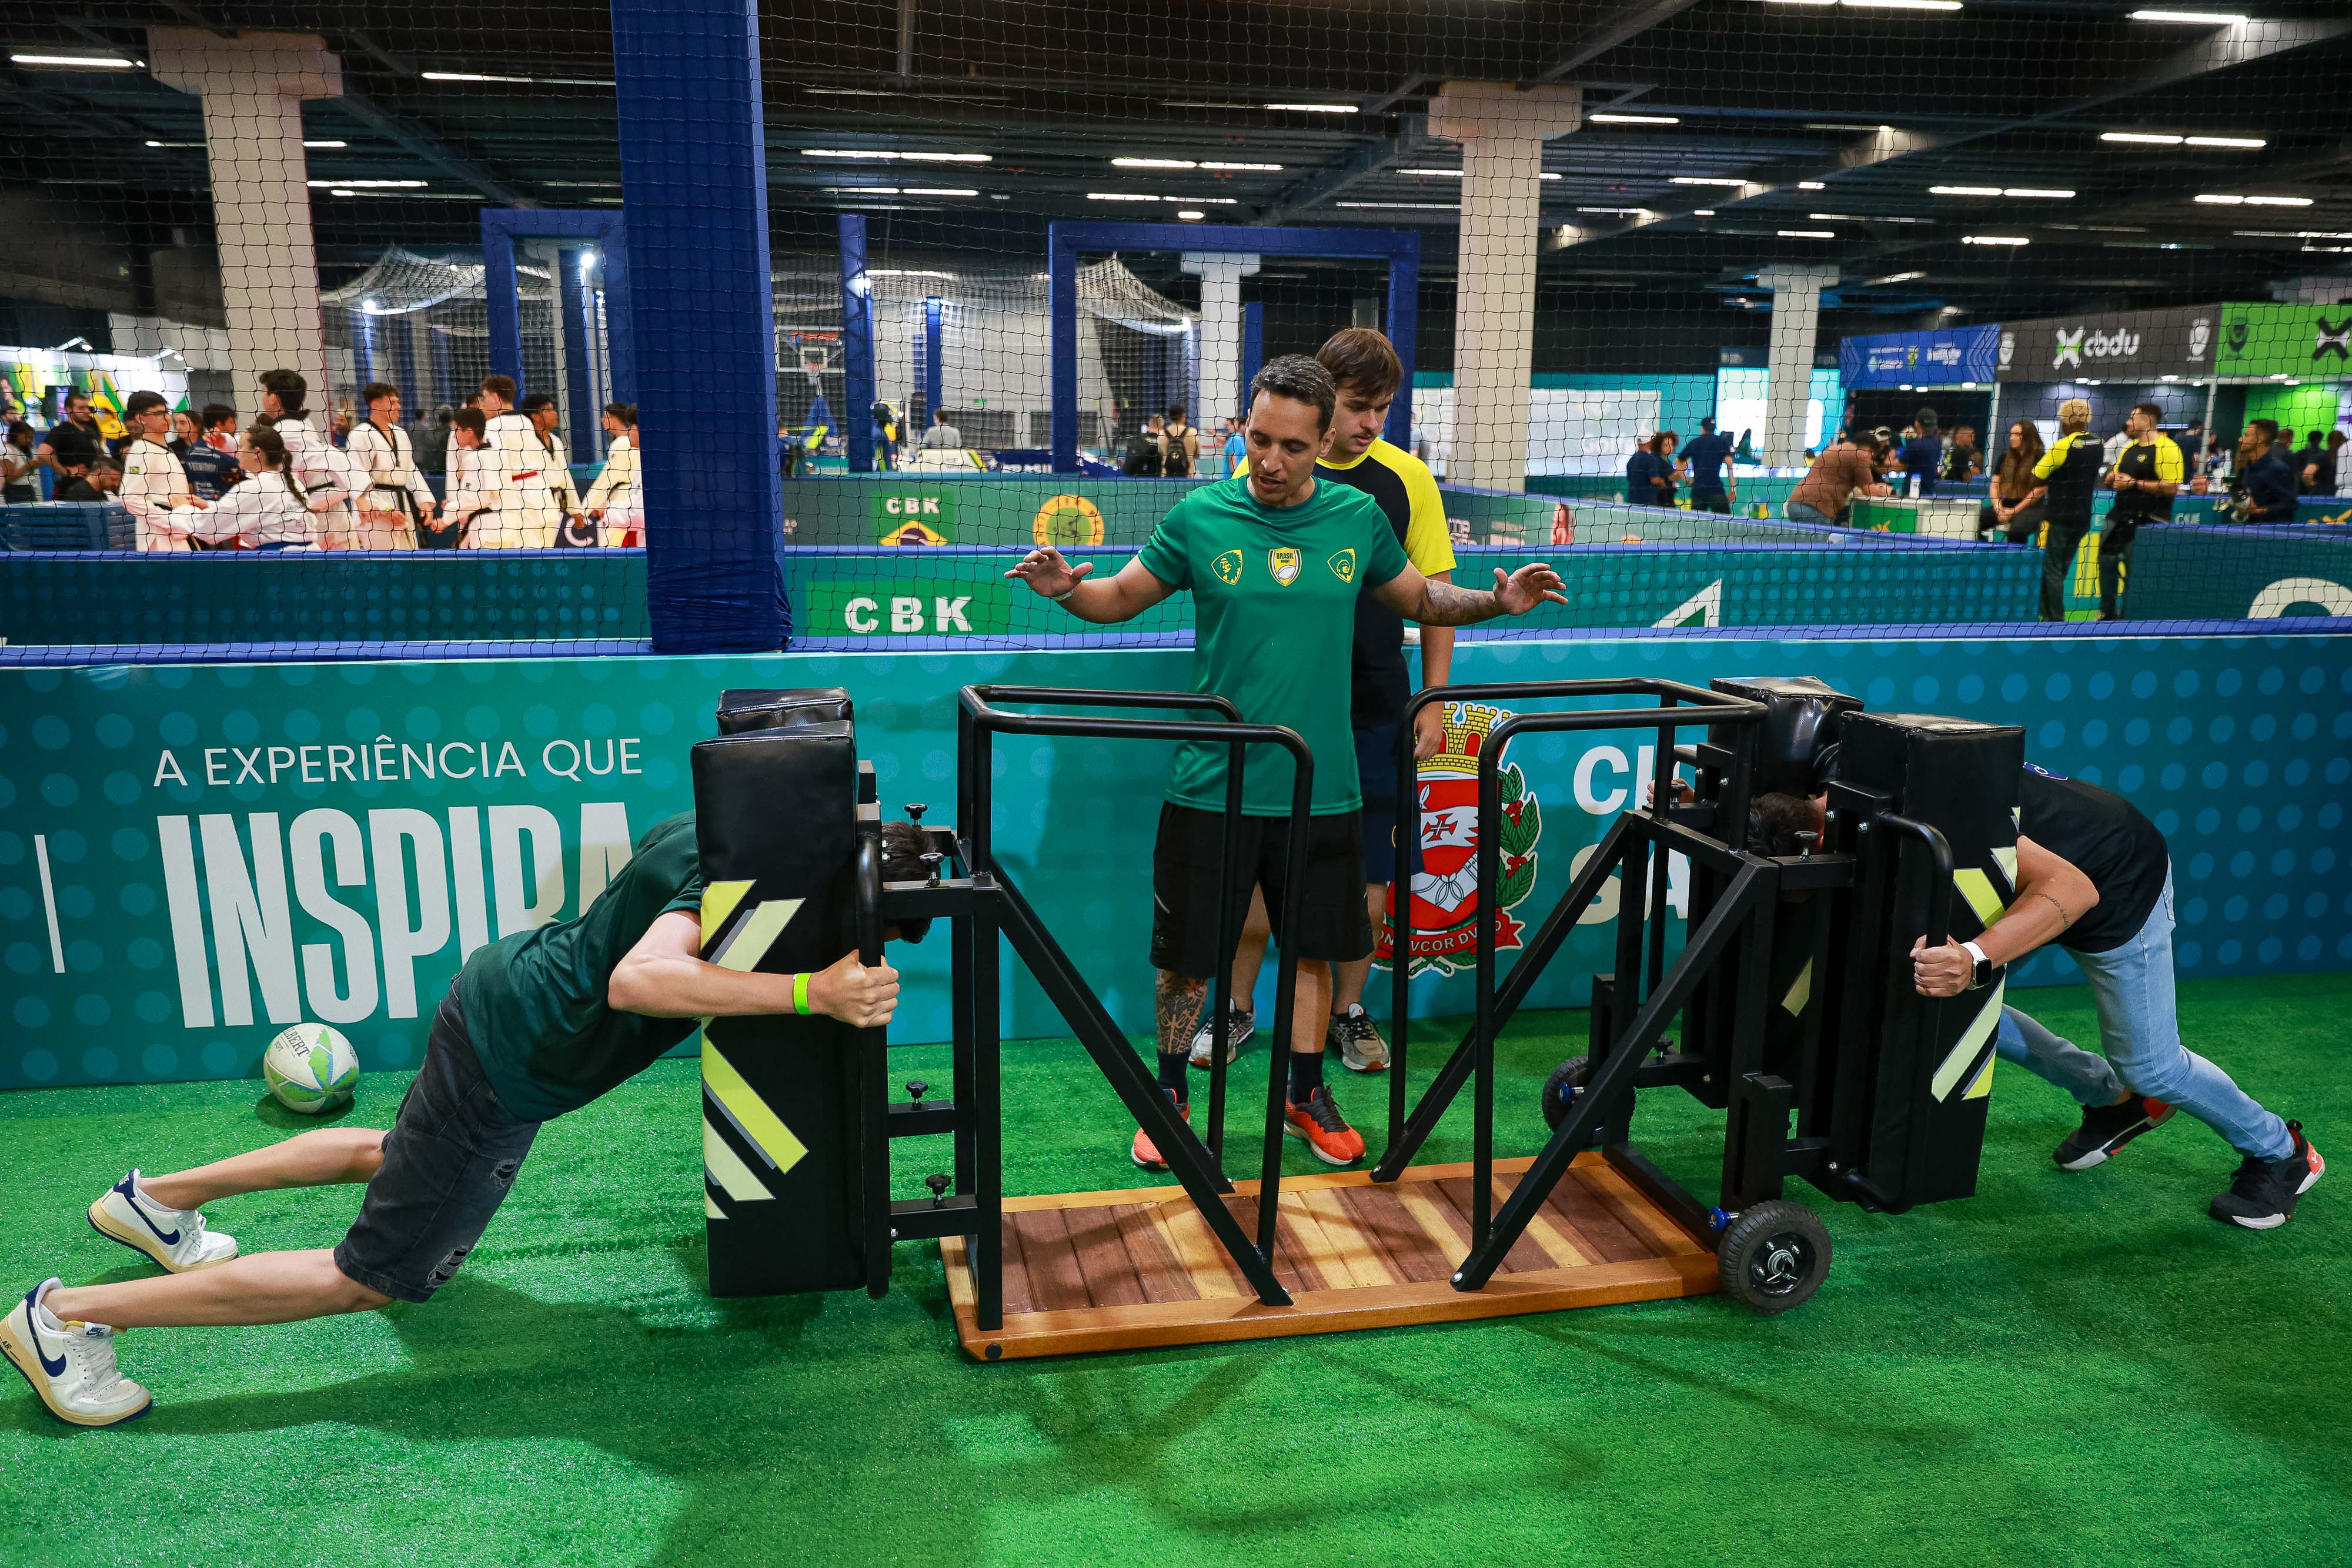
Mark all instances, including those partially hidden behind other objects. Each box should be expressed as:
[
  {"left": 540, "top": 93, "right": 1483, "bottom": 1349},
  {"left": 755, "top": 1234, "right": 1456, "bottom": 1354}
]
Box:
[{"left": 1373, "top": 701, "right": 1542, "bottom": 977}]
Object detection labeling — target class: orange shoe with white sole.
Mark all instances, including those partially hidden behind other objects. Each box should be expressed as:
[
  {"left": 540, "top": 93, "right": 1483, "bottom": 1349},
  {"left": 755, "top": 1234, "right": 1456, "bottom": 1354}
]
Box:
[
  {"left": 1131, "top": 1091, "right": 1191, "bottom": 1172},
  {"left": 1285, "top": 1085, "right": 1365, "bottom": 1166}
]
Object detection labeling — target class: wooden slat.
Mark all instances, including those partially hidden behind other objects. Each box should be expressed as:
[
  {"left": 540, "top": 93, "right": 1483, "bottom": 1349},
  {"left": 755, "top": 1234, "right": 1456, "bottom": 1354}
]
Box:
[
  {"left": 1011, "top": 1210, "right": 1093, "bottom": 1310},
  {"left": 1063, "top": 1203, "right": 1147, "bottom": 1308},
  {"left": 1332, "top": 1183, "right": 1456, "bottom": 1283},
  {"left": 1277, "top": 1206, "right": 1354, "bottom": 1292},
  {"left": 1113, "top": 1205, "right": 1199, "bottom": 1304},
  {"left": 1393, "top": 1186, "right": 1470, "bottom": 1271},
  {"left": 1546, "top": 1170, "right": 1656, "bottom": 1263},
  {"left": 1151, "top": 1199, "right": 1247, "bottom": 1300},
  {"left": 997, "top": 1216, "right": 1037, "bottom": 1316},
  {"left": 1582, "top": 1164, "right": 1708, "bottom": 1257},
  {"left": 1221, "top": 1198, "right": 1309, "bottom": 1294},
  {"left": 1429, "top": 1178, "right": 1556, "bottom": 1277},
  {"left": 1491, "top": 1178, "right": 1594, "bottom": 1271},
  {"left": 947, "top": 1252, "right": 1721, "bottom": 1360},
  {"left": 1296, "top": 1188, "right": 1397, "bottom": 1288}
]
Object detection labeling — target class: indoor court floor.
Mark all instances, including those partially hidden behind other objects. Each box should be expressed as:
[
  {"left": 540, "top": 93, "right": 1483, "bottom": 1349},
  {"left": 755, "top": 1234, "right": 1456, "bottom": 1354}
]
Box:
[{"left": 4, "top": 975, "right": 2343, "bottom": 1567}]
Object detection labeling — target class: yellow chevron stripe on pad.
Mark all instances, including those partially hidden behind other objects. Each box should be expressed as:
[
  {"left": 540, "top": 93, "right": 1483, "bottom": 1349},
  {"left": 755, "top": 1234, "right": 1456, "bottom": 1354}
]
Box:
[
  {"left": 1963, "top": 1049, "right": 1997, "bottom": 1101},
  {"left": 699, "top": 880, "right": 753, "bottom": 948},
  {"left": 702, "top": 1040, "right": 809, "bottom": 1176},
  {"left": 1953, "top": 868, "right": 2007, "bottom": 927},
  {"left": 703, "top": 1112, "right": 775, "bottom": 1201},
  {"left": 1781, "top": 957, "right": 1813, "bottom": 1017},
  {"left": 1932, "top": 978, "right": 2006, "bottom": 1101},
  {"left": 714, "top": 898, "right": 804, "bottom": 972}
]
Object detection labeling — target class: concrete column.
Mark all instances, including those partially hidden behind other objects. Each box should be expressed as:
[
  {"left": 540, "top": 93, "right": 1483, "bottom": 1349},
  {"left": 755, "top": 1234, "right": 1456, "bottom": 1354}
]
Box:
[
  {"left": 1756, "top": 265, "right": 1836, "bottom": 467},
  {"left": 1428, "top": 82, "right": 1580, "bottom": 491},
  {"left": 149, "top": 31, "right": 340, "bottom": 409},
  {"left": 1182, "top": 252, "right": 1259, "bottom": 424},
  {"left": 2270, "top": 275, "right": 2352, "bottom": 305}
]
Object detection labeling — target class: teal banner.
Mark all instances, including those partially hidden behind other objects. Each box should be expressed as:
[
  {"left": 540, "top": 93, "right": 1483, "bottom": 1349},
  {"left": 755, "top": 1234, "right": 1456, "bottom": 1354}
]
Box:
[
  {"left": 4, "top": 633, "right": 2348, "bottom": 1091},
  {"left": 2128, "top": 526, "right": 2352, "bottom": 623}
]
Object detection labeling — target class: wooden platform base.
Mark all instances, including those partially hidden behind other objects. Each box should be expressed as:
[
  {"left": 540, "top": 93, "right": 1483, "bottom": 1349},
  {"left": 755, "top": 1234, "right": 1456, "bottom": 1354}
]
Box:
[{"left": 941, "top": 1152, "right": 1720, "bottom": 1360}]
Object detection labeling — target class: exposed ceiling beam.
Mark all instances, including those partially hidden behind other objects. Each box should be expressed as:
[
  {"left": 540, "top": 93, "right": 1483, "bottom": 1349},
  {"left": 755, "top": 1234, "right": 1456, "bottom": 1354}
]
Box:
[
  {"left": 1551, "top": 15, "right": 2350, "bottom": 253},
  {"left": 335, "top": 89, "right": 534, "bottom": 207},
  {"left": 1255, "top": 115, "right": 1436, "bottom": 225},
  {"left": 342, "top": 30, "right": 419, "bottom": 78},
  {"left": 1529, "top": 0, "right": 1706, "bottom": 85}
]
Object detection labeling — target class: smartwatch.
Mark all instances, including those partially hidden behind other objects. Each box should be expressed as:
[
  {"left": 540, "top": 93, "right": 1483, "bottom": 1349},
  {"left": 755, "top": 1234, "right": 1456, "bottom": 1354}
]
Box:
[{"left": 1960, "top": 940, "right": 1992, "bottom": 990}]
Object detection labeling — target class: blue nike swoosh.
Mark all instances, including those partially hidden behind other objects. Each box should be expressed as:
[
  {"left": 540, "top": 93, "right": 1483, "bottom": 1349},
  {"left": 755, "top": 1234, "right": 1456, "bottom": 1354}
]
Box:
[
  {"left": 117, "top": 1178, "right": 179, "bottom": 1246},
  {"left": 23, "top": 1296, "right": 67, "bottom": 1378}
]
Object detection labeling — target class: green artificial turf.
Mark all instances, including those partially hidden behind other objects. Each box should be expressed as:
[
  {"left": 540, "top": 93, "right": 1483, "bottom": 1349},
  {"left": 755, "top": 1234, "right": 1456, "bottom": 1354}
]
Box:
[{"left": 2, "top": 974, "right": 2344, "bottom": 1566}]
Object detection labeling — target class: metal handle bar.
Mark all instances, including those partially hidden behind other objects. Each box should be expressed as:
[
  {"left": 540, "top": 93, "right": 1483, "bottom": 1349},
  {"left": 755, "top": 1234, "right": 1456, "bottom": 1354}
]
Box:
[
  {"left": 963, "top": 685, "right": 1241, "bottom": 723},
  {"left": 1874, "top": 813, "right": 1955, "bottom": 950}
]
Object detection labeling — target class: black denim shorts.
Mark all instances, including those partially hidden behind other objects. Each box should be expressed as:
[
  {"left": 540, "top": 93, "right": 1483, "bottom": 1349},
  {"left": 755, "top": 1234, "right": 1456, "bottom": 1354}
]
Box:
[{"left": 333, "top": 990, "right": 542, "bottom": 1304}]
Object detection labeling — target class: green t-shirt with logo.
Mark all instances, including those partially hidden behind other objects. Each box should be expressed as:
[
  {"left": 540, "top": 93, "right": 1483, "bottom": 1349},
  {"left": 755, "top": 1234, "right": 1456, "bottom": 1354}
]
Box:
[
  {"left": 458, "top": 811, "right": 705, "bottom": 1121},
  {"left": 1137, "top": 475, "right": 1409, "bottom": 815}
]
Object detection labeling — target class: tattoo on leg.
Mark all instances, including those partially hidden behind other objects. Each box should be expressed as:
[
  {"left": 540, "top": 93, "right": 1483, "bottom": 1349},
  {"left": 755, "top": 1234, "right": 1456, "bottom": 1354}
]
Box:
[{"left": 1155, "top": 971, "right": 1205, "bottom": 1057}]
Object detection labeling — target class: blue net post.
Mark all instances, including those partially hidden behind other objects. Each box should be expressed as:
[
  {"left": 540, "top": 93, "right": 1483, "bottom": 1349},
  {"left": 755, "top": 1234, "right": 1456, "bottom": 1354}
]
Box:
[
  {"left": 923, "top": 295, "right": 944, "bottom": 427},
  {"left": 354, "top": 308, "right": 379, "bottom": 387},
  {"left": 1241, "top": 301, "right": 1264, "bottom": 406},
  {"left": 1384, "top": 236, "right": 1419, "bottom": 448},
  {"left": 1049, "top": 226, "right": 1078, "bottom": 472},
  {"left": 610, "top": 0, "right": 789, "bottom": 651},
  {"left": 840, "top": 214, "right": 876, "bottom": 474},
  {"left": 389, "top": 313, "right": 418, "bottom": 408},
  {"left": 558, "top": 245, "right": 599, "bottom": 463},
  {"left": 482, "top": 219, "right": 524, "bottom": 391}
]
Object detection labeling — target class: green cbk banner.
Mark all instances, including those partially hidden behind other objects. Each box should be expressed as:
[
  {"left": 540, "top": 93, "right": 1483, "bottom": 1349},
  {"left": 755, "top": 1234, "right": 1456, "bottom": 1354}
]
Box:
[
  {"left": 2218, "top": 303, "right": 2352, "bottom": 379},
  {"left": 4, "top": 634, "right": 2348, "bottom": 1093}
]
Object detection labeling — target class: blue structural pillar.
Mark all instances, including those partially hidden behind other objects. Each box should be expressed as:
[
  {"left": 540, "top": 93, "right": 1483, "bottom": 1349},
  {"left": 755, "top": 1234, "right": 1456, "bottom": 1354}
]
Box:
[
  {"left": 611, "top": 0, "right": 787, "bottom": 650},
  {"left": 389, "top": 313, "right": 418, "bottom": 404},
  {"left": 557, "top": 245, "right": 599, "bottom": 463},
  {"left": 1384, "top": 236, "right": 1419, "bottom": 447},
  {"left": 1240, "top": 302, "right": 1264, "bottom": 411},
  {"left": 429, "top": 325, "right": 454, "bottom": 406},
  {"left": 923, "top": 296, "right": 943, "bottom": 426},
  {"left": 1047, "top": 227, "right": 1078, "bottom": 472},
  {"left": 839, "top": 215, "right": 876, "bottom": 473}
]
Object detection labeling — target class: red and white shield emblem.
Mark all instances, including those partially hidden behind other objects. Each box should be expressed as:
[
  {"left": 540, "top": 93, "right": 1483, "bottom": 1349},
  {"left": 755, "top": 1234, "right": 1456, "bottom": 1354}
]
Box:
[{"left": 1374, "top": 702, "right": 1542, "bottom": 978}]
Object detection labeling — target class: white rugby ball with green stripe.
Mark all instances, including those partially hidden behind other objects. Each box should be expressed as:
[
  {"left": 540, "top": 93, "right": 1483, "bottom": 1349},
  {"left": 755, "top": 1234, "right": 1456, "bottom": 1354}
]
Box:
[{"left": 263, "top": 1023, "right": 361, "bottom": 1114}]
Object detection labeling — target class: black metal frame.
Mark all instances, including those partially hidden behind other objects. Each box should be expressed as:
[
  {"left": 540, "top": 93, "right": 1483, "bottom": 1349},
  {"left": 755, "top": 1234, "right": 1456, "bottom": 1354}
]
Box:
[
  {"left": 858, "top": 684, "right": 1320, "bottom": 1333},
  {"left": 1375, "top": 677, "right": 1960, "bottom": 1293}
]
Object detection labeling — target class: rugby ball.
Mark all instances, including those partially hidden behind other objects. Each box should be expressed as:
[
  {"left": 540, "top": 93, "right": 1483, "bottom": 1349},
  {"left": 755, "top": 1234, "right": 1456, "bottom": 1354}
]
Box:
[{"left": 263, "top": 1022, "right": 361, "bottom": 1114}]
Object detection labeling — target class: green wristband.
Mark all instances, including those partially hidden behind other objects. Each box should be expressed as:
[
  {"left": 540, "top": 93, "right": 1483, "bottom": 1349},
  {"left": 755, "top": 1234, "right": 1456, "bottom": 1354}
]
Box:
[{"left": 793, "top": 971, "right": 810, "bottom": 1016}]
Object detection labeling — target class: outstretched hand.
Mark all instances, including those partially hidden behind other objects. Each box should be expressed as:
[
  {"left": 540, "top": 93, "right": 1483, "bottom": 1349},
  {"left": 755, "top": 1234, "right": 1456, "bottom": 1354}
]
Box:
[
  {"left": 1005, "top": 545, "right": 1095, "bottom": 599},
  {"left": 1491, "top": 563, "right": 1569, "bottom": 616}
]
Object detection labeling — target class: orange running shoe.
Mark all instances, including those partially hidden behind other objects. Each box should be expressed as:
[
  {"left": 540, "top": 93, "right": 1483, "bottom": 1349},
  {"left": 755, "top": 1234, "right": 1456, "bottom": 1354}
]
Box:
[
  {"left": 1285, "top": 1084, "right": 1365, "bottom": 1166},
  {"left": 1131, "top": 1090, "right": 1190, "bottom": 1172}
]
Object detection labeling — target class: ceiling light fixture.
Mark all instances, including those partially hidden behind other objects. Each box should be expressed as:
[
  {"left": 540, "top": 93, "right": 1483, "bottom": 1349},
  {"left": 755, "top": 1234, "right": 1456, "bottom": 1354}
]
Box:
[
  {"left": 1589, "top": 112, "right": 1680, "bottom": 125},
  {"left": 1868, "top": 270, "right": 1927, "bottom": 283},
  {"left": 1798, "top": 180, "right": 1827, "bottom": 190},
  {"left": 1201, "top": 161, "right": 1283, "bottom": 170},
  {"left": 11, "top": 53, "right": 139, "bottom": 68},
  {"left": 421, "top": 71, "right": 530, "bottom": 82},
  {"left": 1692, "top": 208, "right": 1716, "bottom": 216},
  {"left": 1336, "top": 201, "right": 1461, "bottom": 209},
  {"left": 1779, "top": 229, "right": 1836, "bottom": 238},
  {"left": 1932, "top": 185, "right": 2074, "bottom": 198},
  {"left": 1264, "top": 102, "right": 1358, "bottom": 113},
  {"left": 307, "top": 178, "right": 426, "bottom": 188},
  {"left": 1577, "top": 206, "right": 1649, "bottom": 216},
  {"left": 1671, "top": 176, "right": 1750, "bottom": 187},
  {"left": 902, "top": 188, "right": 978, "bottom": 197},
  {"left": 2196, "top": 192, "right": 2310, "bottom": 206},
  {"left": 1177, "top": 209, "right": 1205, "bottom": 220},
  {"left": 2128, "top": 9, "right": 2247, "bottom": 22},
  {"left": 803, "top": 149, "right": 991, "bottom": 162},
  {"left": 869, "top": 269, "right": 957, "bottom": 279},
  {"left": 2103, "top": 132, "right": 2184, "bottom": 145},
  {"left": 1962, "top": 234, "right": 2030, "bottom": 245},
  {"left": 1114, "top": 157, "right": 1196, "bottom": 169},
  {"left": 2185, "top": 135, "right": 2266, "bottom": 148}
]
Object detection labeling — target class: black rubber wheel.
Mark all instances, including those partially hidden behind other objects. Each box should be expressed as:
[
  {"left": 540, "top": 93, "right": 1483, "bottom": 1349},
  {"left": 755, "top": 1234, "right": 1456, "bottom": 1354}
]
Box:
[
  {"left": 1539, "top": 1055, "right": 1595, "bottom": 1137},
  {"left": 1717, "top": 1201, "right": 1832, "bottom": 1315}
]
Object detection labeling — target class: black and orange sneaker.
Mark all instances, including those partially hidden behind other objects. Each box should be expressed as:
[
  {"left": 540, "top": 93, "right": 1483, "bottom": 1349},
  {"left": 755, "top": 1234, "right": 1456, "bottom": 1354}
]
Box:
[
  {"left": 2209, "top": 1121, "right": 2324, "bottom": 1231},
  {"left": 1284, "top": 1085, "right": 1365, "bottom": 1167},
  {"left": 2054, "top": 1096, "right": 2176, "bottom": 1171},
  {"left": 1131, "top": 1089, "right": 1190, "bottom": 1172}
]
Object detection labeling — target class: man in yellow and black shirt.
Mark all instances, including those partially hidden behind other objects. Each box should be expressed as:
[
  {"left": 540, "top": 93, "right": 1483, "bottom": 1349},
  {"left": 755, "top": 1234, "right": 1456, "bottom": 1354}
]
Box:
[
  {"left": 2031, "top": 397, "right": 2106, "bottom": 621},
  {"left": 1220, "top": 327, "right": 1458, "bottom": 1077},
  {"left": 2094, "top": 402, "right": 2182, "bottom": 620}
]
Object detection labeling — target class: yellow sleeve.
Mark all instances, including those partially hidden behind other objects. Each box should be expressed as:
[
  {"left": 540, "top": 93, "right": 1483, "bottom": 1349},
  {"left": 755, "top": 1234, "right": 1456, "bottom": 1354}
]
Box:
[
  {"left": 1399, "top": 454, "right": 1455, "bottom": 575},
  {"left": 1232, "top": 454, "right": 1249, "bottom": 479},
  {"left": 2155, "top": 437, "right": 2183, "bottom": 484},
  {"left": 2031, "top": 436, "right": 2070, "bottom": 480}
]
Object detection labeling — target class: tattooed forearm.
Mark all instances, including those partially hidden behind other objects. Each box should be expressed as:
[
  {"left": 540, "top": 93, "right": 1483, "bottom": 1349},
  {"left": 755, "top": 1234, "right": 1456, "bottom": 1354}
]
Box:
[
  {"left": 1412, "top": 579, "right": 1505, "bottom": 627},
  {"left": 1155, "top": 970, "right": 1206, "bottom": 1057},
  {"left": 2030, "top": 890, "right": 2077, "bottom": 930}
]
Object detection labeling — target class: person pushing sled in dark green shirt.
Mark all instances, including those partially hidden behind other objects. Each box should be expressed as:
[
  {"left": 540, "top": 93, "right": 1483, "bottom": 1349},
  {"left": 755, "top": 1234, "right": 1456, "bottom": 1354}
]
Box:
[{"left": 4, "top": 812, "right": 932, "bottom": 1428}]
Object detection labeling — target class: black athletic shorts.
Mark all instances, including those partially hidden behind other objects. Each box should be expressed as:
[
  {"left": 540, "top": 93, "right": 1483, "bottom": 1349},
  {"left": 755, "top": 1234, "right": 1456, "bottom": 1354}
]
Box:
[
  {"left": 1151, "top": 804, "right": 1373, "bottom": 978},
  {"left": 333, "top": 991, "right": 542, "bottom": 1304}
]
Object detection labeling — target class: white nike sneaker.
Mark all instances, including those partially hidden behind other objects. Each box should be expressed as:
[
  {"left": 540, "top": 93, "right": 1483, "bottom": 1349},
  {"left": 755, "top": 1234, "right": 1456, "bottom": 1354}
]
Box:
[
  {"left": 89, "top": 1170, "right": 238, "bottom": 1273},
  {"left": 1, "top": 1278, "right": 152, "bottom": 1427}
]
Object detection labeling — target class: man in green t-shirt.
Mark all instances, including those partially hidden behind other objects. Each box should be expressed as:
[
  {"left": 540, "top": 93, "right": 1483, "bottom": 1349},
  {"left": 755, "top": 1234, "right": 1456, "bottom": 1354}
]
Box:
[
  {"left": 1008, "top": 355, "right": 1565, "bottom": 1171},
  {"left": 6, "top": 813, "right": 926, "bottom": 1429}
]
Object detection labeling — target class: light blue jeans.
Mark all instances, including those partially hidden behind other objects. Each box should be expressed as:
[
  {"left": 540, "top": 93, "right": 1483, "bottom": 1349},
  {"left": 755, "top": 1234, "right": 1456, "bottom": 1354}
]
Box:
[
  {"left": 1783, "top": 500, "right": 1835, "bottom": 525},
  {"left": 1994, "top": 871, "right": 2293, "bottom": 1160}
]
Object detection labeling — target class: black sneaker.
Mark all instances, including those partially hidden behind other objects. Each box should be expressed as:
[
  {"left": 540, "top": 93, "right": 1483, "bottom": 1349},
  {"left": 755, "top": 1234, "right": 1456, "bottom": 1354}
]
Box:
[
  {"left": 2054, "top": 1096, "right": 2176, "bottom": 1171},
  {"left": 2209, "top": 1122, "right": 2325, "bottom": 1231}
]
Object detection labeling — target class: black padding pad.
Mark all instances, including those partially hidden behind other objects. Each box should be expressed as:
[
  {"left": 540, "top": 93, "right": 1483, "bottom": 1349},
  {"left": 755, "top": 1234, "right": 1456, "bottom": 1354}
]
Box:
[
  {"left": 1840, "top": 711, "right": 2024, "bottom": 1208},
  {"left": 716, "top": 687, "right": 853, "bottom": 737},
  {"left": 1709, "top": 676, "right": 1865, "bottom": 797},
  {"left": 693, "top": 718, "right": 866, "bottom": 1295}
]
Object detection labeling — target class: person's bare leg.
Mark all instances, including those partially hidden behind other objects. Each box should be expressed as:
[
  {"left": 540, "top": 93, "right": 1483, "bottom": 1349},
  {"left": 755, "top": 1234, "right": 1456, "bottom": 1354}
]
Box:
[
  {"left": 1228, "top": 888, "right": 1271, "bottom": 1005},
  {"left": 139, "top": 1126, "right": 387, "bottom": 1212},
  {"left": 1330, "top": 882, "right": 1387, "bottom": 1013},
  {"left": 1289, "top": 959, "right": 1332, "bottom": 1059},
  {"left": 45, "top": 1249, "right": 390, "bottom": 1330}
]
